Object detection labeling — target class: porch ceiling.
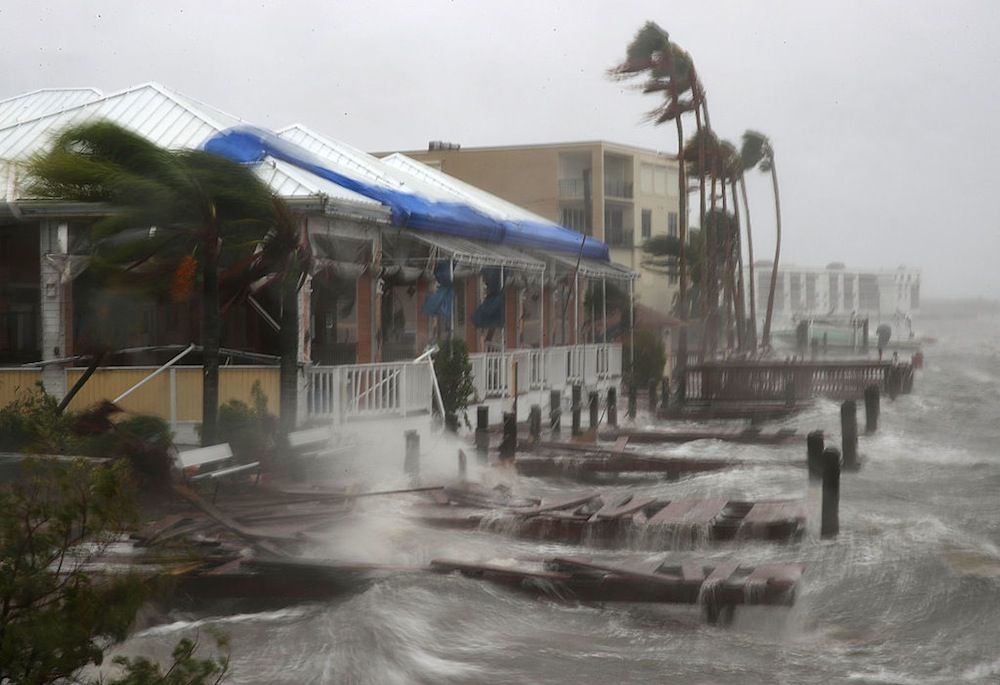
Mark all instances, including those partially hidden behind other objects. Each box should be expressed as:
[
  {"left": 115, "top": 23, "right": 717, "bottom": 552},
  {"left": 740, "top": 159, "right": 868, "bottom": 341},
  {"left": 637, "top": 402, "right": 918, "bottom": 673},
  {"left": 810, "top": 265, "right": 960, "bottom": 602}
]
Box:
[
  {"left": 547, "top": 252, "right": 638, "bottom": 282},
  {"left": 401, "top": 230, "right": 546, "bottom": 273}
]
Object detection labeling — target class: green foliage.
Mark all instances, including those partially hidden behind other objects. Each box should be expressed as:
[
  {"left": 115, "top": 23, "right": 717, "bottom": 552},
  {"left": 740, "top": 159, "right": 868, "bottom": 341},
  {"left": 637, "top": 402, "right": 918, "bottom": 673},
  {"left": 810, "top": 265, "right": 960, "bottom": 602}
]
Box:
[
  {"left": 77, "top": 413, "right": 175, "bottom": 493},
  {"left": 624, "top": 330, "right": 667, "bottom": 387},
  {"left": 0, "top": 459, "right": 146, "bottom": 684},
  {"left": 213, "top": 381, "right": 278, "bottom": 464},
  {"left": 0, "top": 384, "right": 75, "bottom": 453},
  {"left": 103, "top": 634, "right": 230, "bottom": 685},
  {"left": 433, "top": 339, "right": 475, "bottom": 431}
]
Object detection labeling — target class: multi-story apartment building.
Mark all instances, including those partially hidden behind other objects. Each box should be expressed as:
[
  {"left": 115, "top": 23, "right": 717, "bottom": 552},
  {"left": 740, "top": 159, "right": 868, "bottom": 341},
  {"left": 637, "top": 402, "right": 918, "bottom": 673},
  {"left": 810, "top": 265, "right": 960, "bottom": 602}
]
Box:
[{"left": 385, "top": 141, "right": 682, "bottom": 321}]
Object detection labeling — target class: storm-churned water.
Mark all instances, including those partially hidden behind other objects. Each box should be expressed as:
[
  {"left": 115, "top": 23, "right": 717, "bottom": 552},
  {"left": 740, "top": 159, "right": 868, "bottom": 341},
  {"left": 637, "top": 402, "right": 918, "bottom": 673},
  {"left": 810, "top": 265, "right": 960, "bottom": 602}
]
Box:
[{"left": 120, "top": 301, "right": 1000, "bottom": 684}]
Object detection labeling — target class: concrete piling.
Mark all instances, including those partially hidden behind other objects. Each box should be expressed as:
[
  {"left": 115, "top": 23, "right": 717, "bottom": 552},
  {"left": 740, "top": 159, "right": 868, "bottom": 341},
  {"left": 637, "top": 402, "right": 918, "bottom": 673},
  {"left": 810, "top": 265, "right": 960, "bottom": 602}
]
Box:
[
  {"left": 404, "top": 430, "right": 420, "bottom": 484},
  {"left": 821, "top": 446, "right": 841, "bottom": 538},
  {"left": 475, "top": 405, "right": 490, "bottom": 462},
  {"left": 589, "top": 391, "right": 599, "bottom": 429},
  {"left": 807, "top": 430, "right": 825, "bottom": 482},
  {"left": 864, "top": 384, "right": 880, "bottom": 434},
  {"left": 549, "top": 389, "right": 562, "bottom": 435},
  {"left": 607, "top": 387, "right": 618, "bottom": 427},
  {"left": 529, "top": 404, "right": 542, "bottom": 442},
  {"left": 499, "top": 411, "right": 516, "bottom": 461},
  {"left": 571, "top": 384, "right": 582, "bottom": 436},
  {"left": 841, "top": 400, "right": 859, "bottom": 470}
]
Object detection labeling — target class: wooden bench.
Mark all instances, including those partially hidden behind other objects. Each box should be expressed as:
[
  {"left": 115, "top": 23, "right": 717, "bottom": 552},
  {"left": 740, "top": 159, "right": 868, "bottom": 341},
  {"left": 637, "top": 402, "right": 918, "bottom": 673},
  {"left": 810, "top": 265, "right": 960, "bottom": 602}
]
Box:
[{"left": 175, "top": 443, "right": 260, "bottom": 500}]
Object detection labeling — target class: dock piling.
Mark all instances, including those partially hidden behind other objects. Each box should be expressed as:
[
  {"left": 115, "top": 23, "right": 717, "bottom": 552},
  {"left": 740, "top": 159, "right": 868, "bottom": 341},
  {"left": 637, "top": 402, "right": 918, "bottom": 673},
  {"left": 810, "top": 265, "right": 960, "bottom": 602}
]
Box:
[
  {"left": 864, "top": 384, "right": 880, "bottom": 434},
  {"left": 404, "top": 430, "right": 420, "bottom": 484},
  {"left": 457, "top": 449, "right": 467, "bottom": 480},
  {"left": 660, "top": 378, "right": 670, "bottom": 410},
  {"left": 841, "top": 400, "right": 859, "bottom": 470},
  {"left": 549, "top": 389, "right": 562, "bottom": 435},
  {"left": 627, "top": 384, "right": 637, "bottom": 419},
  {"left": 821, "top": 447, "right": 841, "bottom": 538},
  {"left": 529, "top": 404, "right": 542, "bottom": 442},
  {"left": 475, "top": 405, "right": 489, "bottom": 462},
  {"left": 589, "top": 391, "right": 599, "bottom": 429},
  {"left": 499, "top": 412, "right": 516, "bottom": 461},
  {"left": 807, "top": 430, "right": 824, "bottom": 482},
  {"left": 607, "top": 387, "right": 618, "bottom": 427},
  {"left": 571, "top": 384, "right": 582, "bottom": 436},
  {"left": 648, "top": 379, "right": 658, "bottom": 415}
]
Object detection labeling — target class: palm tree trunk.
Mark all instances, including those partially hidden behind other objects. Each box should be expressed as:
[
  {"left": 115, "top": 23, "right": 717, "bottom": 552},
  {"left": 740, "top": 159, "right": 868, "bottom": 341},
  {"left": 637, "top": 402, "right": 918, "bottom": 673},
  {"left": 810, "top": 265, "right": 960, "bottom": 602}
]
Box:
[
  {"left": 694, "top": 106, "right": 707, "bottom": 360},
  {"left": 739, "top": 174, "right": 758, "bottom": 349},
  {"left": 675, "top": 115, "right": 688, "bottom": 368},
  {"left": 731, "top": 182, "right": 747, "bottom": 351},
  {"left": 201, "top": 223, "right": 220, "bottom": 446},
  {"left": 761, "top": 157, "right": 782, "bottom": 349},
  {"left": 279, "top": 274, "right": 300, "bottom": 436},
  {"left": 706, "top": 150, "right": 719, "bottom": 356}
]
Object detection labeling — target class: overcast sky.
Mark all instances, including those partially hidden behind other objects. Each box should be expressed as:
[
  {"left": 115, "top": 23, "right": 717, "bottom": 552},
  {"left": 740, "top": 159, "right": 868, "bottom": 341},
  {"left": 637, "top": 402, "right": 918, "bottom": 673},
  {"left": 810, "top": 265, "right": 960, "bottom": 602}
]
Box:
[{"left": 2, "top": 0, "right": 998, "bottom": 298}]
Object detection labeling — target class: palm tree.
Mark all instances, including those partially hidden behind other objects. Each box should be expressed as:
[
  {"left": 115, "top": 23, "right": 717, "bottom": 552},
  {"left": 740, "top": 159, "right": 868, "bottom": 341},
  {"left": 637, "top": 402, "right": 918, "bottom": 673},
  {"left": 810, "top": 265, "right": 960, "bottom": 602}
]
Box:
[
  {"left": 741, "top": 130, "right": 781, "bottom": 350},
  {"left": 29, "top": 121, "right": 277, "bottom": 445}
]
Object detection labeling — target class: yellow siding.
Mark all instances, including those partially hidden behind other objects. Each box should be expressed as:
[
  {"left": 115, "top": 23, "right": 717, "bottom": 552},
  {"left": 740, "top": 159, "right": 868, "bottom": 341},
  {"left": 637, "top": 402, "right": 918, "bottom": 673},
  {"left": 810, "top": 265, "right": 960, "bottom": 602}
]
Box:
[
  {"left": 62, "top": 366, "right": 281, "bottom": 420},
  {"left": 0, "top": 370, "right": 44, "bottom": 409}
]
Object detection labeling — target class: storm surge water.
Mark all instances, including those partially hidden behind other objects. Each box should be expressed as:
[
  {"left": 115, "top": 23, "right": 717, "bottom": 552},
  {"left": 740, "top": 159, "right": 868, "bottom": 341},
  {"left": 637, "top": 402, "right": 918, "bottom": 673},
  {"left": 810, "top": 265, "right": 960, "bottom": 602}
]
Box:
[{"left": 117, "top": 300, "right": 1000, "bottom": 684}]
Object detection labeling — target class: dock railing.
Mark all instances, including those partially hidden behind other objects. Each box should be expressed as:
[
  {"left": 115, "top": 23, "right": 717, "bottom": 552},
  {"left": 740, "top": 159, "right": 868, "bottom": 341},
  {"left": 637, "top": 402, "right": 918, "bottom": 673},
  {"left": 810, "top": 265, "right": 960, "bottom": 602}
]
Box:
[
  {"left": 307, "top": 360, "right": 433, "bottom": 423},
  {"left": 466, "top": 344, "right": 621, "bottom": 399}
]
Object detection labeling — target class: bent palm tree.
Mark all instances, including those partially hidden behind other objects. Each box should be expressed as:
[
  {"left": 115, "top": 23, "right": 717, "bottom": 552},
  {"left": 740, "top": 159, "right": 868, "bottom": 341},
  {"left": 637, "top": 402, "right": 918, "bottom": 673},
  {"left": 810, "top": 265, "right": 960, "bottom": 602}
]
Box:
[
  {"left": 29, "top": 121, "right": 277, "bottom": 444},
  {"left": 741, "top": 130, "right": 781, "bottom": 350}
]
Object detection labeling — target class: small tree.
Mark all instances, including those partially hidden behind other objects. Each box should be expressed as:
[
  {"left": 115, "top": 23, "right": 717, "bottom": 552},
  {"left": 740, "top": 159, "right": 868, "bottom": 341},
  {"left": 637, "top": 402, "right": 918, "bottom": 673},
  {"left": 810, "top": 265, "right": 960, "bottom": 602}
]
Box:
[
  {"left": 624, "top": 330, "right": 667, "bottom": 388},
  {"left": 432, "top": 339, "right": 475, "bottom": 432}
]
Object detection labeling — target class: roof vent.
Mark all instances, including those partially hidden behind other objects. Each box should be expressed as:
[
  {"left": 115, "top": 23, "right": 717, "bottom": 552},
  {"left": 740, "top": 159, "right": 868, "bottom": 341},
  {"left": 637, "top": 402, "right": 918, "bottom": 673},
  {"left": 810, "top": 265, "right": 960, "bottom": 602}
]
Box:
[{"left": 428, "top": 141, "right": 461, "bottom": 151}]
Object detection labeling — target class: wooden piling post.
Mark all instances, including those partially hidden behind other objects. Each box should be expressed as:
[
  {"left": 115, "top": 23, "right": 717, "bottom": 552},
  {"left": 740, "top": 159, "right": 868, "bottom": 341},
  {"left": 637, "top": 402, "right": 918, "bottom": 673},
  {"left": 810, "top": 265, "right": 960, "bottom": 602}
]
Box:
[
  {"left": 821, "top": 446, "right": 841, "bottom": 538},
  {"left": 807, "top": 430, "right": 824, "bottom": 482},
  {"left": 571, "top": 384, "right": 582, "bottom": 436},
  {"left": 404, "top": 430, "right": 420, "bottom": 484},
  {"left": 589, "top": 391, "right": 599, "bottom": 429},
  {"left": 457, "top": 449, "right": 467, "bottom": 481},
  {"left": 529, "top": 404, "right": 542, "bottom": 442},
  {"left": 499, "top": 411, "right": 516, "bottom": 461},
  {"left": 647, "top": 379, "right": 658, "bottom": 415},
  {"left": 627, "top": 384, "right": 637, "bottom": 419},
  {"left": 841, "top": 400, "right": 859, "bottom": 470},
  {"left": 864, "top": 384, "right": 880, "bottom": 434},
  {"left": 660, "top": 378, "right": 670, "bottom": 410},
  {"left": 549, "top": 389, "right": 561, "bottom": 435},
  {"left": 677, "top": 373, "right": 686, "bottom": 406},
  {"left": 475, "top": 405, "right": 489, "bottom": 462},
  {"left": 887, "top": 365, "right": 902, "bottom": 400},
  {"left": 606, "top": 386, "right": 618, "bottom": 427}
]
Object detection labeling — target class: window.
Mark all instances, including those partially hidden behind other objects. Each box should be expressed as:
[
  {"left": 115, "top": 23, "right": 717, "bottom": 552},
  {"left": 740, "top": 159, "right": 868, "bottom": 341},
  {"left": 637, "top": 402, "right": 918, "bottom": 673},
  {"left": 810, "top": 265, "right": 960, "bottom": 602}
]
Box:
[
  {"left": 828, "top": 273, "right": 840, "bottom": 312},
  {"left": 603, "top": 207, "right": 628, "bottom": 246},
  {"left": 805, "top": 274, "right": 817, "bottom": 309},
  {"left": 641, "top": 209, "right": 652, "bottom": 239},
  {"left": 843, "top": 275, "right": 855, "bottom": 310},
  {"left": 667, "top": 211, "right": 678, "bottom": 238},
  {"left": 666, "top": 168, "right": 679, "bottom": 197},
  {"left": 560, "top": 206, "right": 587, "bottom": 233},
  {"left": 639, "top": 164, "right": 654, "bottom": 194},
  {"left": 859, "top": 274, "right": 880, "bottom": 311},
  {"left": 789, "top": 273, "right": 802, "bottom": 310},
  {"left": 639, "top": 164, "right": 668, "bottom": 196}
]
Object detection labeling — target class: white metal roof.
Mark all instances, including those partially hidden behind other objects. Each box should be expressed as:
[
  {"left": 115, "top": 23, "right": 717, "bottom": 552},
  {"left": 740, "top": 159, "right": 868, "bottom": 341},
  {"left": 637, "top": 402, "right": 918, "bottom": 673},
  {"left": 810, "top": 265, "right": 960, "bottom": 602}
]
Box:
[
  {"left": 0, "top": 82, "right": 381, "bottom": 211},
  {"left": 0, "top": 88, "right": 103, "bottom": 129}
]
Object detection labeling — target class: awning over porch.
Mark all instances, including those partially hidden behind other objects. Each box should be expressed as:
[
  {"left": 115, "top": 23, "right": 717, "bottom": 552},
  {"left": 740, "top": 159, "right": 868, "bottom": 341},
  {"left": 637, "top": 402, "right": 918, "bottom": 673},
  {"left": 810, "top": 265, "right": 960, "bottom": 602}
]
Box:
[
  {"left": 405, "top": 230, "right": 546, "bottom": 273},
  {"left": 547, "top": 252, "right": 638, "bottom": 282}
]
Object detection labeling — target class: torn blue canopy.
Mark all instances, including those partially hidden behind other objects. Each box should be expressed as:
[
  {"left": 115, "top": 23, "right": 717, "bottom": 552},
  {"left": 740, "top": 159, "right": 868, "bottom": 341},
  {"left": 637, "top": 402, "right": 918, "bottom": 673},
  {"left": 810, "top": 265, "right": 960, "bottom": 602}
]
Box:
[{"left": 203, "top": 125, "right": 610, "bottom": 261}]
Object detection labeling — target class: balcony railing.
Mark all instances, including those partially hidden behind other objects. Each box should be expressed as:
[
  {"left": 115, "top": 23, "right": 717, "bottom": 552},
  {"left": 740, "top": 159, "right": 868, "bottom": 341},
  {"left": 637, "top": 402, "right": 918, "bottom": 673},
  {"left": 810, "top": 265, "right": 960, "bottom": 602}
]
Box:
[
  {"left": 605, "top": 228, "right": 634, "bottom": 248},
  {"left": 558, "top": 178, "right": 587, "bottom": 198},
  {"left": 604, "top": 178, "right": 634, "bottom": 199}
]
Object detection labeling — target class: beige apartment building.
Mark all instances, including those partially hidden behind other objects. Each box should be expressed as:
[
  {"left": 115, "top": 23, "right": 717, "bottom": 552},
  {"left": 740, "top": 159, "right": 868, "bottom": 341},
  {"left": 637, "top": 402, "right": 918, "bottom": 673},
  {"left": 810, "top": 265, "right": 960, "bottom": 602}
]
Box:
[{"left": 385, "top": 141, "right": 682, "bottom": 323}]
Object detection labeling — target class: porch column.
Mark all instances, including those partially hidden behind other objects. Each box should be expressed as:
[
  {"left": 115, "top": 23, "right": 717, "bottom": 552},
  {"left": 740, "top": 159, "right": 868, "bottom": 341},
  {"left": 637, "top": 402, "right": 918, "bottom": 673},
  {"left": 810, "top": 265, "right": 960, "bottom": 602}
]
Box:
[
  {"left": 356, "top": 272, "right": 374, "bottom": 364},
  {"left": 628, "top": 278, "right": 635, "bottom": 377},
  {"left": 504, "top": 286, "right": 517, "bottom": 349},
  {"left": 463, "top": 275, "right": 479, "bottom": 352},
  {"left": 601, "top": 278, "right": 607, "bottom": 343},
  {"left": 415, "top": 279, "right": 430, "bottom": 353},
  {"left": 295, "top": 274, "right": 311, "bottom": 427},
  {"left": 39, "top": 221, "right": 70, "bottom": 399},
  {"left": 573, "top": 273, "right": 580, "bottom": 345},
  {"left": 542, "top": 279, "right": 555, "bottom": 347}
]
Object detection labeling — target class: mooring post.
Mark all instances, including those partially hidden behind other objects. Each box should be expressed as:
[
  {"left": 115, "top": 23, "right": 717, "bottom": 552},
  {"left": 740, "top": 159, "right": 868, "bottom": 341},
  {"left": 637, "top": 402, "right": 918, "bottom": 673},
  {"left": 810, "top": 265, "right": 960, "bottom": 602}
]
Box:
[
  {"left": 529, "top": 404, "right": 542, "bottom": 442},
  {"left": 784, "top": 372, "right": 796, "bottom": 408},
  {"left": 404, "top": 430, "right": 420, "bottom": 484},
  {"left": 647, "top": 379, "right": 658, "bottom": 415},
  {"left": 627, "top": 383, "right": 637, "bottom": 419},
  {"left": 841, "top": 400, "right": 859, "bottom": 470},
  {"left": 862, "top": 319, "right": 870, "bottom": 351},
  {"left": 660, "top": 378, "right": 670, "bottom": 410},
  {"left": 821, "top": 446, "right": 841, "bottom": 538},
  {"left": 588, "top": 391, "right": 599, "bottom": 429},
  {"left": 677, "top": 373, "right": 687, "bottom": 406},
  {"left": 606, "top": 386, "right": 618, "bottom": 427},
  {"left": 457, "top": 448, "right": 467, "bottom": 481},
  {"left": 549, "top": 389, "right": 561, "bottom": 435},
  {"left": 475, "top": 405, "right": 489, "bottom": 462},
  {"left": 571, "top": 384, "right": 582, "bottom": 436},
  {"left": 864, "top": 384, "right": 880, "bottom": 434},
  {"left": 499, "top": 411, "right": 516, "bottom": 461},
  {"left": 887, "top": 365, "right": 902, "bottom": 400},
  {"left": 807, "top": 430, "right": 825, "bottom": 482}
]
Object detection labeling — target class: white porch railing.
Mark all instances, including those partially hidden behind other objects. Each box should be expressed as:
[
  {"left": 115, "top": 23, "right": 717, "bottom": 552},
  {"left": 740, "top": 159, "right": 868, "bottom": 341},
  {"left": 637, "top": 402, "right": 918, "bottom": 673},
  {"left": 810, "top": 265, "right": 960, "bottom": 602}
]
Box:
[
  {"left": 467, "top": 344, "right": 622, "bottom": 399},
  {"left": 308, "top": 360, "right": 433, "bottom": 422}
]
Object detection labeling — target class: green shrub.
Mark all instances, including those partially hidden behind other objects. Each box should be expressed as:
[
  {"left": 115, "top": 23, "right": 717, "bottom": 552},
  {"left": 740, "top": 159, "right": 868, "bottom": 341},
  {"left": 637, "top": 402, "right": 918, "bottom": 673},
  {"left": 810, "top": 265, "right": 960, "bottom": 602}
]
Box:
[
  {"left": 0, "top": 384, "right": 74, "bottom": 453},
  {"left": 623, "top": 330, "right": 666, "bottom": 388},
  {"left": 213, "top": 381, "right": 278, "bottom": 464},
  {"left": 433, "top": 339, "right": 475, "bottom": 431}
]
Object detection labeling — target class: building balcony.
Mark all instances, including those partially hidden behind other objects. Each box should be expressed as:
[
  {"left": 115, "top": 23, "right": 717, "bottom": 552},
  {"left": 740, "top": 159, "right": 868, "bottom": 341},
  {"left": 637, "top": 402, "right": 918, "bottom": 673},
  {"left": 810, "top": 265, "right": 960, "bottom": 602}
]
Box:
[
  {"left": 604, "top": 227, "right": 634, "bottom": 248},
  {"left": 558, "top": 178, "right": 587, "bottom": 199},
  {"left": 604, "top": 178, "right": 633, "bottom": 199}
]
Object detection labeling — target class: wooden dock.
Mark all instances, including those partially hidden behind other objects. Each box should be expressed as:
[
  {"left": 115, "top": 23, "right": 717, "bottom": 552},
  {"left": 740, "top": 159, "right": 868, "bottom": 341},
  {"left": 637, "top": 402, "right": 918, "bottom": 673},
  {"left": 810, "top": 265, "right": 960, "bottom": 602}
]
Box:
[
  {"left": 417, "top": 490, "right": 805, "bottom": 548},
  {"left": 598, "top": 427, "right": 798, "bottom": 445},
  {"left": 431, "top": 555, "right": 803, "bottom": 622}
]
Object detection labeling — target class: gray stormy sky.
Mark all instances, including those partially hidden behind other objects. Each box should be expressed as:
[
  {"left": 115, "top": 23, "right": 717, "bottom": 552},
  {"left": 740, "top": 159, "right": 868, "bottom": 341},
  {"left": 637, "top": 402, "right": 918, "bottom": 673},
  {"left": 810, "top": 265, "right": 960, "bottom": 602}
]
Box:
[{"left": 1, "top": 0, "right": 998, "bottom": 299}]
